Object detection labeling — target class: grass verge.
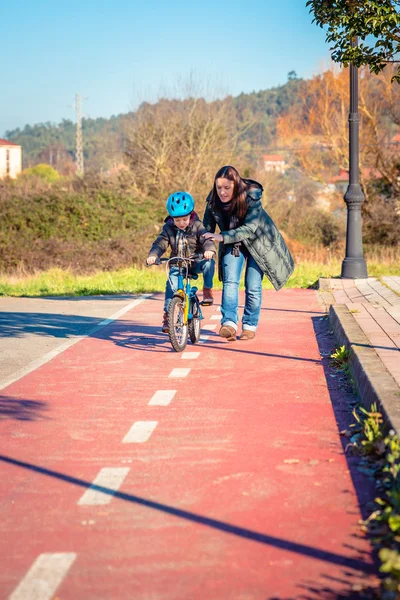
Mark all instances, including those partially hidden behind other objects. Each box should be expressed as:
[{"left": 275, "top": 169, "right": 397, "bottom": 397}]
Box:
[{"left": 0, "top": 260, "right": 399, "bottom": 297}]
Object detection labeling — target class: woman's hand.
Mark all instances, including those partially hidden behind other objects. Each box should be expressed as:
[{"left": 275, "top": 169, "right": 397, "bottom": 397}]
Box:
[
  {"left": 146, "top": 256, "right": 156, "bottom": 265},
  {"left": 203, "top": 250, "right": 214, "bottom": 260},
  {"left": 203, "top": 232, "right": 223, "bottom": 242}
]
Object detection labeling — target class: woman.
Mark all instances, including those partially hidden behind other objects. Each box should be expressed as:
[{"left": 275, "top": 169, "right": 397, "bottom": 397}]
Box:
[{"left": 203, "top": 165, "right": 294, "bottom": 341}]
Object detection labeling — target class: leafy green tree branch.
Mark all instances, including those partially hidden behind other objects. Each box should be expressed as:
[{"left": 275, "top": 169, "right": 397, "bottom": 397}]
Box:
[{"left": 306, "top": 0, "right": 400, "bottom": 82}]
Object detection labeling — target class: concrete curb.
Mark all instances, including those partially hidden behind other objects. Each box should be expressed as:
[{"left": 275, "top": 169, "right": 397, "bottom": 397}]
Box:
[{"left": 329, "top": 303, "right": 400, "bottom": 434}]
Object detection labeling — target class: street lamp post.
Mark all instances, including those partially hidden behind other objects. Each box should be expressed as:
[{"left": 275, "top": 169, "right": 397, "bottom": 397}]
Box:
[{"left": 341, "top": 37, "right": 368, "bottom": 279}]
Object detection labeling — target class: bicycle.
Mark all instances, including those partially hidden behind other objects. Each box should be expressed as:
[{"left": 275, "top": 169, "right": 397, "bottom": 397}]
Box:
[{"left": 151, "top": 255, "right": 204, "bottom": 352}]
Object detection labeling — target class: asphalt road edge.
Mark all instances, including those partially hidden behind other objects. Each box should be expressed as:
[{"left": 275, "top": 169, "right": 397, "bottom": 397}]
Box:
[{"left": 0, "top": 294, "right": 152, "bottom": 393}]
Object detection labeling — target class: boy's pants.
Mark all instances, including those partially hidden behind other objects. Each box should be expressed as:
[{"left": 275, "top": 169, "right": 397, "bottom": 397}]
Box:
[{"left": 164, "top": 258, "right": 215, "bottom": 312}]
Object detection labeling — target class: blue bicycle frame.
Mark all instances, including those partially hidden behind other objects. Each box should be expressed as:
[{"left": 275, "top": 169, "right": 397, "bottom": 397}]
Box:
[{"left": 167, "top": 257, "right": 203, "bottom": 325}]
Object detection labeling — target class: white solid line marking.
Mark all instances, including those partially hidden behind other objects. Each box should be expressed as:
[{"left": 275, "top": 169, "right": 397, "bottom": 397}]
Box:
[
  {"left": 181, "top": 352, "right": 200, "bottom": 359},
  {"left": 0, "top": 295, "right": 152, "bottom": 392},
  {"left": 169, "top": 368, "right": 191, "bottom": 378},
  {"left": 77, "top": 467, "right": 129, "bottom": 505},
  {"left": 148, "top": 390, "right": 176, "bottom": 406},
  {"left": 9, "top": 552, "right": 77, "bottom": 600},
  {"left": 202, "top": 324, "right": 217, "bottom": 331},
  {"left": 122, "top": 421, "right": 158, "bottom": 443},
  {"left": 210, "top": 315, "right": 221, "bottom": 320}
]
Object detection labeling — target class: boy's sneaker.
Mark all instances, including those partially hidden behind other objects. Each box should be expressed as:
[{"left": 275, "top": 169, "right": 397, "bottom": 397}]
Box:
[
  {"left": 201, "top": 287, "right": 214, "bottom": 306},
  {"left": 162, "top": 312, "right": 169, "bottom": 333}
]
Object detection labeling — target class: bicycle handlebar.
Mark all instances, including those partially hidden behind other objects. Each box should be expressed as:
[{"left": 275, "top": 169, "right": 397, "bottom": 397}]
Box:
[{"left": 147, "top": 254, "right": 203, "bottom": 266}]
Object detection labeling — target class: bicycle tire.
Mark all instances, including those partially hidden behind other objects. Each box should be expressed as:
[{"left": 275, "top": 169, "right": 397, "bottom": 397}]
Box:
[
  {"left": 168, "top": 296, "right": 188, "bottom": 352},
  {"left": 188, "top": 298, "right": 201, "bottom": 344}
]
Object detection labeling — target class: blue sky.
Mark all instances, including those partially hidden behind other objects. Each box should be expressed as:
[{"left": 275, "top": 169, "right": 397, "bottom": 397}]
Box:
[{"left": 0, "top": 0, "right": 330, "bottom": 136}]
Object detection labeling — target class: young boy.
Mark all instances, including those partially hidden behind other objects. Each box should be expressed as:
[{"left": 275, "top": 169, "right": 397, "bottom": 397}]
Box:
[{"left": 147, "top": 191, "right": 216, "bottom": 332}]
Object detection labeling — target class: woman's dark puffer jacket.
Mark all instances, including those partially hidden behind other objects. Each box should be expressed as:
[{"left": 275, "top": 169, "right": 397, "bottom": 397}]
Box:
[{"left": 203, "top": 181, "right": 294, "bottom": 290}]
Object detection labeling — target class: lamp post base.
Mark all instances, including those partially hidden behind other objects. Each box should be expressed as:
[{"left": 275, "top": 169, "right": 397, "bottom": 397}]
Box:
[{"left": 341, "top": 257, "right": 368, "bottom": 279}]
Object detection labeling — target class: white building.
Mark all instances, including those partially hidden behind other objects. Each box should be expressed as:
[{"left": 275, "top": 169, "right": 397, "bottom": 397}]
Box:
[
  {"left": 0, "top": 138, "right": 22, "bottom": 178},
  {"left": 262, "top": 154, "right": 287, "bottom": 174}
]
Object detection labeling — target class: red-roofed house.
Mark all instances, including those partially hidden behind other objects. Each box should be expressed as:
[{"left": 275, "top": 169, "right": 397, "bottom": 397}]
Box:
[
  {"left": 262, "top": 154, "right": 287, "bottom": 174},
  {"left": 392, "top": 133, "right": 400, "bottom": 145},
  {"left": 0, "top": 138, "right": 22, "bottom": 178},
  {"left": 327, "top": 166, "right": 381, "bottom": 194}
]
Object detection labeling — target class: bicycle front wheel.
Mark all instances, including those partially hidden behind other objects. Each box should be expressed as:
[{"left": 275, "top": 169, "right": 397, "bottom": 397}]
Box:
[
  {"left": 188, "top": 298, "right": 201, "bottom": 344},
  {"left": 168, "top": 296, "right": 188, "bottom": 352}
]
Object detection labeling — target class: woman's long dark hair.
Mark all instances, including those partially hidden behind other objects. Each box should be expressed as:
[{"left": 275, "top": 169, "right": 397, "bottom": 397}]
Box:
[{"left": 208, "top": 165, "right": 249, "bottom": 220}]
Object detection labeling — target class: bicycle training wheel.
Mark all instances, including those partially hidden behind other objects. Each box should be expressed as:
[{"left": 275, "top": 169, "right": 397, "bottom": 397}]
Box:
[
  {"left": 188, "top": 299, "right": 201, "bottom": 344},
  {"left": 168, "top": 296, "right": 188, "bottom": 352}
]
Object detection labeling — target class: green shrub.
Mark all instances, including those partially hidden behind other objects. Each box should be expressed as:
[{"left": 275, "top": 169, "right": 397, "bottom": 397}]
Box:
[{"left": 21, "top": 163, "right": 60, "bottom": 182}]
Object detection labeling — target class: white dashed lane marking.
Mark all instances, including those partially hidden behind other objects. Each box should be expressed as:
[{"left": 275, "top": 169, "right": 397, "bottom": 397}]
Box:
[
  {"left": 9, "top": 552, "right": 77, "bottom": 600},
  {"left": 169, "top": 368, "right": 191, "bottom": 378},
  {"left": 210, "top": 315, "right": 221, "bottom": 320},
  {"left": 202, "top": 324, "right": 217, "bottom": 331},
  {"left": 199, "top": 335, "right": 209, "bottom": 343},
  {"left": 122, "top": 421, "right": 158, "bottom": 443},
  {"left": 77, "top": 467, "right": 130, "bottom": 505},
  {"left": 181, "top": 352, "right": 200, "bottom": 359},
  {"left": 148, "top": 390, "right": 176, "bottom": 406}
]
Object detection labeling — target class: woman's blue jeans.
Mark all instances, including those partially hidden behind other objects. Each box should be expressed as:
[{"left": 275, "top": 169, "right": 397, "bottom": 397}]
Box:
[
  {"left": 164, "top": 258, "right": 215, "bottom": 312},
  {"left": 221, "top": 245, "right": 263, "bottom": 332}
]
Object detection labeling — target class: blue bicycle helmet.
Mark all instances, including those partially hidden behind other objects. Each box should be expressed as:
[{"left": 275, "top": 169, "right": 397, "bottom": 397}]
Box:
[{"left": 166, "top": 191, "right": 195, "bottom": 217}]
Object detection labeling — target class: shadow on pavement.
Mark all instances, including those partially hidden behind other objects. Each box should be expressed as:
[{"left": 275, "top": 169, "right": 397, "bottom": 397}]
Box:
[
  {"left": 0, "top": 453, "right": 374, "bottom": 576},
  {"left": 0, "top": 312, "right": 106, "bottom": 339},
  {"left": 0, "top": 395, "right": 48, "bottom": 421},
  {"left": 281, "top": 315, "right": 380, "bottom": 599},
  {"left": 99, "top": 321, "right": 323, "bottom": 363}
]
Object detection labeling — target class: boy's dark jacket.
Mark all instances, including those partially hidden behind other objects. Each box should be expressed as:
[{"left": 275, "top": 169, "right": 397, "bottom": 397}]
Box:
[
  {"left": 148, "top": 211, "right": 216, "bottom": 260},
  {"left": 203, "top": 179, "right": 294, "bottom": 290}
]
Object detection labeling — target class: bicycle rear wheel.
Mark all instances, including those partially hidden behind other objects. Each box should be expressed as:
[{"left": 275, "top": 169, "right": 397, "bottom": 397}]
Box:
[
  {"left": 188, "top": 298, "right": 201, "bottom": 344},
  {"left": 168, "top": 296, "right": 188, "bottom": 352}
]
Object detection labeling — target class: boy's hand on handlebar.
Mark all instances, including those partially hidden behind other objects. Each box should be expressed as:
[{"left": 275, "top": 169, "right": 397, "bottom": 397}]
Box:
[
  {"left": 146, "top": 256, "right": 157, "bottom": 265},
  {"left": 204, "top": 251, "right": 214, "bottom": 260}
]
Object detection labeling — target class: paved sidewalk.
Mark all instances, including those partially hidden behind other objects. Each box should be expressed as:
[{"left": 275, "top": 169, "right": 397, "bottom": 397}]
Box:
[{"left": 318, "top": 276, "right": 400, "bottom": 432}]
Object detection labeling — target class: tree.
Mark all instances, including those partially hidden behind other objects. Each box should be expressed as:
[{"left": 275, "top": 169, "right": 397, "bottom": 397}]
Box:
[
  {"left": 307, "top": 0, "right": 400, "bottom": 82},
  {"left": 124, "top": 96, "right": 244, "bottom": 201},
  {"left": 276, "top": 65, "right": 400, "bottom": 217}
]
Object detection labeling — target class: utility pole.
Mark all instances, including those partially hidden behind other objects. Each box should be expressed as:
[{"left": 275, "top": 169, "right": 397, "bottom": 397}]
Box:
[{"left": 75, "top": 93, "right": 84, "bottom": 176}]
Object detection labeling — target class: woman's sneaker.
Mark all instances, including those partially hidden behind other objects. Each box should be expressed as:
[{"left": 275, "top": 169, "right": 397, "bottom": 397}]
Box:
[
  {"left": 239, "top": 330, "right": 256, "bottom": 340},
  {"left": 162, "top": 312, "right": 169, "bottom": 333},
  {"left": 219, "top": 325, "right": 236, "bottom": 341}
]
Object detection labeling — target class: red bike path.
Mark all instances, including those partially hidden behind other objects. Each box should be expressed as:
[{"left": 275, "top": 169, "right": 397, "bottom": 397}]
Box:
[{"left": 0, "top": 290, "right": 376, "bottom": 599}]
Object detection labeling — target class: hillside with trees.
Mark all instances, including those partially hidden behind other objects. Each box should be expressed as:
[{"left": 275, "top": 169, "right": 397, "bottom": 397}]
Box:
[
  {"left": 1, "top": 69, "right": 399, "bottom": 274},
  {"left": 4, "top": 74, "right": 305, "bottom": 174}
]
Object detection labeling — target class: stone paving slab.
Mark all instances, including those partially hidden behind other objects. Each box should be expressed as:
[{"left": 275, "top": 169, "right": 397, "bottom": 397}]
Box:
[
  {"left": 319, "top": 276, "right": 400, "bottom": 432},
  {"left": 383, "top": 276, "right": 400, "bottom": 295}
]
